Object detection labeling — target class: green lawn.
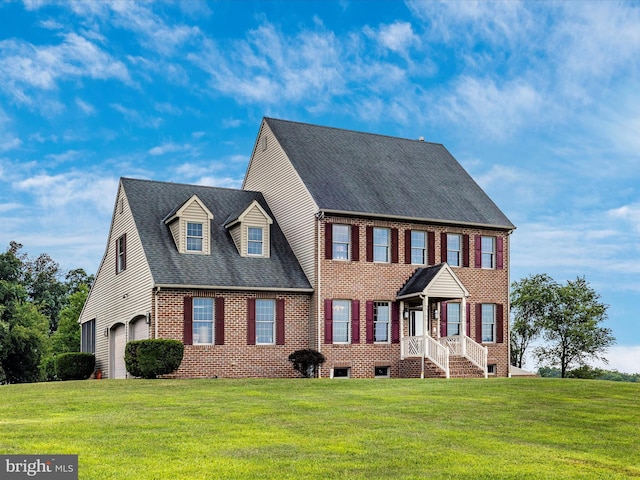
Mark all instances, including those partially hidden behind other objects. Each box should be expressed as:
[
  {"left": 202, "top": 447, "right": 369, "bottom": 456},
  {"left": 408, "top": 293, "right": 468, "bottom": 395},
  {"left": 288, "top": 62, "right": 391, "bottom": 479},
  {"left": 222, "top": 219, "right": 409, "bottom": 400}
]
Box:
[{"left": 1, "top": 378, "right": 638, "bottom": 479}]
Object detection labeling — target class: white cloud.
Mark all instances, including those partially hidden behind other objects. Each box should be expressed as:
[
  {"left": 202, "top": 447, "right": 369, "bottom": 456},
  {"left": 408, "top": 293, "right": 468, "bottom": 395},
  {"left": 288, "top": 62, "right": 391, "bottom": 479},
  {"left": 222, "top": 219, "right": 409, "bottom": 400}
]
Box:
[
  {"left": 110, "top": 103, "right": 162, "bottom": 129},
  {"left": 608, "top": 203, "right": 640, "bottom": 233},
  {"left": 148, "top": 142, "right": 191, "bottom": 156},
  {"left": 592, "top": 345, "right": 640, "bottom": 374},
  {"left": 75, "top": 97, "right": 95, "bottom": 115},
  {"left": 364, "top": 21, "right": 418, "bottom": 57}
]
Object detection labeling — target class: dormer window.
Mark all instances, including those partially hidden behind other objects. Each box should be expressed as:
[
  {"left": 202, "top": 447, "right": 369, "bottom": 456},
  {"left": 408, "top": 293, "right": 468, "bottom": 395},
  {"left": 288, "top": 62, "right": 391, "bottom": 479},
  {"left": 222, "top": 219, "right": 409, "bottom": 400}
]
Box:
[
  {"left": 187, "top": 222, "right": 203, "bottom": 252},
  {"left": 247, "top": 227, "right": 263, "bottom": 256}
]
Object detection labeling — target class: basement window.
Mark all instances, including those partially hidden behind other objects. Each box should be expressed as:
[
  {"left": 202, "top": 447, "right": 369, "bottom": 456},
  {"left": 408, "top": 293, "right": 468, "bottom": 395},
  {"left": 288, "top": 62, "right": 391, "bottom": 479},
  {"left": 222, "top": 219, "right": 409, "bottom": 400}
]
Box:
[
  {"left": 333, "top": 367, "right": 350, "bottom": 378},
  {"left": 487, "top": 364, "right": 497, "bottom": 375},
  {"left": 374, "top": 366, "right": 390, "bottom": 378}
]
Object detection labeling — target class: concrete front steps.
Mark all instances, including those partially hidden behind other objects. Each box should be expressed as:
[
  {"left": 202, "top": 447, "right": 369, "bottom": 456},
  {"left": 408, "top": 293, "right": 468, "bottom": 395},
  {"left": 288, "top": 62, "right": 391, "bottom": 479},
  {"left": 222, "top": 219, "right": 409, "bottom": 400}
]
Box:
[{"left": 399, "top": 355, "right": 485, "bottom": 379}]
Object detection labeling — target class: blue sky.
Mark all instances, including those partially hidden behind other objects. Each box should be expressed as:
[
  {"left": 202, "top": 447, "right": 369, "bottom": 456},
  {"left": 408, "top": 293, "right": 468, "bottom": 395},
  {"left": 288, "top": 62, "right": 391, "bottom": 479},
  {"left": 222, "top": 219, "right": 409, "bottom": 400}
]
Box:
[{"left": 1, "top": 1, "right": 639, "bottom": 372}]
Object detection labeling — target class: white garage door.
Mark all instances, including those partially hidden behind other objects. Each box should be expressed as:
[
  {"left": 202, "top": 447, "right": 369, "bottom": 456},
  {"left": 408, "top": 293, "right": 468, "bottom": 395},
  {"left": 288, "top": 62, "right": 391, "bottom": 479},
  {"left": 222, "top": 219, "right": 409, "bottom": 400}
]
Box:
[
  {"left": 111, "top": 324, "right": 127, "bottom": 379},
  {"left": 130, "top": 317, "right": 149, "bottom": 341}
]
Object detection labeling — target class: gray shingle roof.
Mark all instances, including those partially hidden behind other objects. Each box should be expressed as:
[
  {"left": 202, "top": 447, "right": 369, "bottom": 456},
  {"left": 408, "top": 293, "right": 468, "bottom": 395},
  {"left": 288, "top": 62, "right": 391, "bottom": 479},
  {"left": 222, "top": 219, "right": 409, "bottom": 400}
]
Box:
[
  {"left": 121, "top": 178, "right": 312, "bottom": 291},
  {"left": 264, "top": 118, "right": 514, "bottom": 230}
]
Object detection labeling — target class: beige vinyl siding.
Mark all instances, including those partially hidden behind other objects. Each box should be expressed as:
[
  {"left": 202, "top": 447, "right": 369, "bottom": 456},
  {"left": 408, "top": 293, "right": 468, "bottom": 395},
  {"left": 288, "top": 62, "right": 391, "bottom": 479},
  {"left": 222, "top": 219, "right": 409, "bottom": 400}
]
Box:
[
  {"left": 168, "top": 219, "right": 180, "bottom": 249},
  {"left": 428, "top": 269, "right": 466, "bottom": 298},
  {"left": 228, "top": 224, "right": 241, "bottom": 254},
  {"left": 79, "top": 182, "right": 154, "bottom": 378},
  {"left": 242, "top": 204, "right": 271, "bottom": 257},
  {"left": 243, "top": 122, "right": 318, "bottom": 285}
]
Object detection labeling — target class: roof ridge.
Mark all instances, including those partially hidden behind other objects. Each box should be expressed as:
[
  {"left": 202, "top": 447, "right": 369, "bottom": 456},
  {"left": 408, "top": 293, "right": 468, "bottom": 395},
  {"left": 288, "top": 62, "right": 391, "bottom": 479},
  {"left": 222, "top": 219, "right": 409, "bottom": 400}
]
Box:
[
  {"left": 121, "top": 176, "right": 260, "bottom": 194},
  {"left": 264, "top": 117, "right": 444, "bottom": 147}
]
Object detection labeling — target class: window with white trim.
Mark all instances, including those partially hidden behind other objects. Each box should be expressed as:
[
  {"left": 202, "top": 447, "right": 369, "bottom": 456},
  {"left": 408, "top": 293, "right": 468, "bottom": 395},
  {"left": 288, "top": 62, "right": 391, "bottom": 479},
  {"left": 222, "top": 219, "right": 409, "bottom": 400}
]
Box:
[
  {"left": 333, "top": 367, "right": 350, "bottom": 378},
  {"left": 186, "top": 222, "right": 203, "bottom": 252},
  {"left": 332, "top": 224, "right": 350, "bottom": 260},
  {"left": 256, "top": 299, "right": 275, "bottom": 344},
  {"left": 374, "top": 301, "right": 390, "bottom": 342},
  {"left": 332, "top": 300, "right": 350, "bottom": 343},
  {"left": 116, "top": 234, "right": 126, "bottom": 273},
  {"left": 447, "top": 233, "right": 461, "bottom": 267},
  {"left": 482, "top": 304, "right": 496, "bottom": 342},
  {"left": 411, "top": 230, "right": 427, "bottom": 264},
  {"left": 247, "top": 227, "right": 264, "bottom": 256},
  {"left": 375, "top": 366, "right": 390, "bottom": 378},
  {"left": 447, "top": 303, "right": 461, "bottom": 336},
  {"left": 373, "top": 228, "right": 390, "bottom": 262},
  {"left": 193, "top": 298, "right": 213, "bottom": 344},
  {"left": 481, "top": 236, "right": 496, "bottom": 269}
]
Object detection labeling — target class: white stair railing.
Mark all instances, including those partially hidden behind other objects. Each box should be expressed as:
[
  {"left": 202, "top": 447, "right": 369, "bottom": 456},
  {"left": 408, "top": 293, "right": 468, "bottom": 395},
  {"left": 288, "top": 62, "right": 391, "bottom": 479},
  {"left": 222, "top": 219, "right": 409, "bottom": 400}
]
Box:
[
  {"left": 440, "top": 335, "right": 488, "bottom": 378},
  {"left": 401, "top": 336, "right": 450, "bottom": 378}
]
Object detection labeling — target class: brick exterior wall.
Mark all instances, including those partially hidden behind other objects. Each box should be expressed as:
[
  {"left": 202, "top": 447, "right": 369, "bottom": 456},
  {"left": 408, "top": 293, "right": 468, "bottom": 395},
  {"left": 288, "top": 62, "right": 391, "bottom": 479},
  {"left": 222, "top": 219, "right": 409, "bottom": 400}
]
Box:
[
  {"left": 153, "top": 288, "right": 311, "bottom": 378},
  {"left": 318, "top": 216, "right": 511, "bottom": 378}
]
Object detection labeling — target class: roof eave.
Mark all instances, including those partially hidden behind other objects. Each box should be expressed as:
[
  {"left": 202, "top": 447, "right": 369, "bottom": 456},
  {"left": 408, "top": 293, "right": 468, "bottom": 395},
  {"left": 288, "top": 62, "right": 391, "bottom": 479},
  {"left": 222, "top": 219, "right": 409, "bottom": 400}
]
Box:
[{"left": 154, "top": 283, "right": 314, "bottom": 293}]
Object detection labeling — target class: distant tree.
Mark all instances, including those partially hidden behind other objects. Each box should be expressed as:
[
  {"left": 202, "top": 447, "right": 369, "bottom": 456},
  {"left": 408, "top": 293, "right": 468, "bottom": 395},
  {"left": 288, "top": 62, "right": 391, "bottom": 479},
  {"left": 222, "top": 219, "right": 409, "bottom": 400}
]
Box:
[
  {"left": 65, "top": 268, "right": 94, "bottom": 294},
  {"left": 22, "top": 252, "right": 67, "bottom": 333},
  {"left": 51, "top": 284, "right": 88, "bottom": 354},
  {"left": 534, "top": 277, "right": 615, "bottom": 378},
  {"left": 510, "top": 274, "right": 556, "bottom": 368}
]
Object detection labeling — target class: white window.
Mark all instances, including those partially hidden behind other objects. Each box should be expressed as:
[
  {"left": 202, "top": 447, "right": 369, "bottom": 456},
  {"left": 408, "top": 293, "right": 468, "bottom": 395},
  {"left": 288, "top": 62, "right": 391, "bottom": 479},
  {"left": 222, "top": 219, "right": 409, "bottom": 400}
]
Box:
[
  {"left": 447, "top": 303, "right": 461, "bottom": 336},
  {"left": 332, "top": 225, "right": 350, "bottom": 260},
  {"left": 247, "top": 227, "right": 263, "bottom": 256},
  {"left": 375, "top": 366, "right": 390, "bottom": 378},
  {"left": 332, "top": 300, "right": 350, "bottom": 343},
  {"left": 116, "top": 234, "right": 126, "bottom": 273},
  {"left": 193, "top": 298, "right": 214, "bottom": 344},
  {"left": 186, "top": 222, "right": 203, "bottom": 252},
  {"left": 447, "top": 233, "right": 461, "bottom": 267},
  {"left": 333, "top": 367, "right": 350, "bottom": 378},
  {"left": 487, "top": 364, "right": 497, "bottom": 375},
  {"left": 256, "top": 299, "right": 275, "bottom": 344},
  {"left": 411, "top": 231, "right": 427, "bottom": 264},
  {"left": 481, "top": 236, "right": 496, "bottom": 269},
  {"left": 373, "top": 228, "right": 389, "bottom": 262},
  {"left": 374, "top": 301, "right": 390, "bottom": 342},
  {"left": 482, "top": 304, "right": 496, "bottom": 342}
]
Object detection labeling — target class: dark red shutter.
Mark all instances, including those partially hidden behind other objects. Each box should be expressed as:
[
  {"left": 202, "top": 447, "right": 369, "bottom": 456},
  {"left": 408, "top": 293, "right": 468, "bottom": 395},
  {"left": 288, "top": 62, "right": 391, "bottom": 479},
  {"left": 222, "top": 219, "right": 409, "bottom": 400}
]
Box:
[
  {"left": 365, "top": 300, "right": 374, "bottom": 343},
  {"left": 351, "top": 300, "right": 360, "bottom": 343},
  {"left": 215, "top": 298, "right": 225, "bottom": 345},
  {"left": 324, "top": 299, "right": 333, "bottom": 344},
  {"left": 391, "top": 228, "right": 399, "bottom": 263},
  {"left": 476, "top": 303, "right": 483, "bottom": 343},
  {"left": 463, "top": 234, "right": 470, "bottom": 267},
  {"left": 183, "top": 296, "right": 193, "bottom": 345},
  {"left": 428, "top": 231, "right": 435, "bottom": 265},
  {"left": 391, "top": 302, "right": 400, "bottom": 343},
  {"left": 247, "top": 298, "right": 256, "bottom": 345},
  {"left": 351, "top": 225, "right": 360, "bottom": 261},
  {"left": 496, "top": 304, "right": 504, "bottom": 343},
  {"left": 466, "top": 302, "right": 471, "bottom": 337},
  {"left": 325, "top": 223, "right": 333, "bottom": 260},
  {"left": 496, "top": 237, "right": 504, "bottom": 270},
  {"left": 440, "top": 302, "right": 447, "bottom": 338},
  {"left": 366, "top": 226, "right": 373, "bottom": 262},
  {"left": 474, "top": 235, "right": 482, "bottom": 268},
  {"left": 404, "top": 230, "right": 412, "bottom": 264},
  {"left": 276, "top": 298, "right": 285, "bottom": 345},
  {"left": 440, "top": 233, "right": 447, "bottom": 263}
]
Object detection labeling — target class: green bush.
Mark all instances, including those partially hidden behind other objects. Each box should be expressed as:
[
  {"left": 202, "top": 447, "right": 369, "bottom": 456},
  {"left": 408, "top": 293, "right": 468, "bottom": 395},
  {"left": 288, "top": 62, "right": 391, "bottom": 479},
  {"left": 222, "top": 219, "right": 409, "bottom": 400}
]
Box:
[
  {"left": 288, "top": 349, "right": 326, "bottom": 378},
  {"left": 125, "top": 339, "right": 184, "bottom": 379},
  {"left": 55, "top": 352, "right": 95, "bottom": 381}
]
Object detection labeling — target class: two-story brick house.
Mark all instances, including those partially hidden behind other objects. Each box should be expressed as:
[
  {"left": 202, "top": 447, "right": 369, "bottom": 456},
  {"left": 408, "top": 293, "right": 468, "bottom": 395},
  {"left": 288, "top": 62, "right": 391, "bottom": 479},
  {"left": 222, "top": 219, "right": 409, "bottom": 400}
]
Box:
[{"left": 79, "top": 118, "right": 515, "bottom": 379}]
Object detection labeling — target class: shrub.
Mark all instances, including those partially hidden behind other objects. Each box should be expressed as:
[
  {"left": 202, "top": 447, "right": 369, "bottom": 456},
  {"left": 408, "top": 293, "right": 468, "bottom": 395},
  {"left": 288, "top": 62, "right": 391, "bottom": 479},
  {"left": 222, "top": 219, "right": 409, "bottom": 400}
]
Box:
[
  {"left": 55, "top": 352, "right": 95, "bottom": 381},
  {"left": 288, "top": 349, "right": 326, "bottom": 378},
  {"left": 125, "top": 339, "right": 184, "bottom": 379}
]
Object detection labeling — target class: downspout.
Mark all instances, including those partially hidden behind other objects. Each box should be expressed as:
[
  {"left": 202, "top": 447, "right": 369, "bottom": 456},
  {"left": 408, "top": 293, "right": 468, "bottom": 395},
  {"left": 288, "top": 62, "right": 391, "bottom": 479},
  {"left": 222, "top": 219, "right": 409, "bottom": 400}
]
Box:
[
  {"left": 154, "top": 286, "right": 160, "bottom": 339},
  {"left": 507, "top": 230, "right": 513, "bottom": 378},
  {"left": 316, "top": 212, "right": 323, "bottom": 378},
  {"left": 420, "top": 294, "right": 426, "bottom": 379}
]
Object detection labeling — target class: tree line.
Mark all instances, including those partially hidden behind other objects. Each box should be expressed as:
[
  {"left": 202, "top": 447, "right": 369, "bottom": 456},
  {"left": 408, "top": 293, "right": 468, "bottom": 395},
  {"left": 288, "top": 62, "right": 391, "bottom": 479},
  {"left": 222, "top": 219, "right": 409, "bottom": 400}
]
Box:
[{"left": 0, "top": 242, "right": 93, "bottom": 383}]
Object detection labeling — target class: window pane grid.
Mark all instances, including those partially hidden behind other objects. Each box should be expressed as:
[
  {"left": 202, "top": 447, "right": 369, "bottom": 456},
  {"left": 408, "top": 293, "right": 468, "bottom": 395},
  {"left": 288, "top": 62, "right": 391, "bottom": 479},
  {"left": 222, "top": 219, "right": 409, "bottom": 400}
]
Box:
[
  {"left": 248, "top": 227, "right": 263, "bottom": 255},
  {"left": 482, "top": 304, "right": 495, "bottom": 342},
  {"left": 411, "top": 231, "right": 426, "bottom": 264},
  {"left": 333, "top": 300, "right": 350, "bottom": 343},
  {"left": 447, "top": 303, "right": 461, "bottom": 336},
  {"left": 447, "top": 234, "right": 461, "bottom": 267},
  {"left": 186, "top": 222, "right": 203, "bottom": 252},
  {"left": 374, "top": 301, "right": 389, "bottom": 342},
  {"left": 256, "top": 299, "right": 275, "bottom": 344},
  {"left": 332, "top": 225, "right": 350, "bottom": 260},
  {"left": 193, "top": 298, "right": 214, "bottom": 344},
  {"left": 373, "top": 228, "right": 389, "bottom": 262},
  {"left": 481, "top": 236, "right": 495, "bottom": 268}
]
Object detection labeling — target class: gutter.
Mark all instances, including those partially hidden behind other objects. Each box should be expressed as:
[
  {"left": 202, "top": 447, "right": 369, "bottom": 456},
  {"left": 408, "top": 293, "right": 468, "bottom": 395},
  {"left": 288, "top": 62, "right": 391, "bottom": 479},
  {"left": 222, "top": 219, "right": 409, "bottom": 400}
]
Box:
[{"left": 153, "top": 283, "right": 314, "bottom": 293}]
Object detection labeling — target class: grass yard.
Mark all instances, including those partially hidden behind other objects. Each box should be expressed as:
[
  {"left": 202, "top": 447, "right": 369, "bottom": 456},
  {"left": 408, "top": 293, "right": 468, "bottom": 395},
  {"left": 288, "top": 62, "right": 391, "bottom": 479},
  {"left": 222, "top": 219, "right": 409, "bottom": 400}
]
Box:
[{"left": 1, "top": 378, "right": 639, "bottom": 479}]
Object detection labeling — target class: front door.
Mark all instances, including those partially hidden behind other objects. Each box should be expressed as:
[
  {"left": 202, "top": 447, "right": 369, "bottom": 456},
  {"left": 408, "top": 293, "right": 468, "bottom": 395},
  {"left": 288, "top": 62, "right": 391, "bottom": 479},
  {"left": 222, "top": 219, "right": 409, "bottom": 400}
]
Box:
[{"left": 409, "top": 311, "right": 424, "bottom": 337}]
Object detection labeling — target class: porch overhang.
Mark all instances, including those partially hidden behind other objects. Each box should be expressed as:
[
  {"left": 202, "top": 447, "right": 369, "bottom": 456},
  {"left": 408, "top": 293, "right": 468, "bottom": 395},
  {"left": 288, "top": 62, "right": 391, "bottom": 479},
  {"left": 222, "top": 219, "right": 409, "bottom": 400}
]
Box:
[{"left": 396, "top": 263, "right": 469, "bottom": 302}]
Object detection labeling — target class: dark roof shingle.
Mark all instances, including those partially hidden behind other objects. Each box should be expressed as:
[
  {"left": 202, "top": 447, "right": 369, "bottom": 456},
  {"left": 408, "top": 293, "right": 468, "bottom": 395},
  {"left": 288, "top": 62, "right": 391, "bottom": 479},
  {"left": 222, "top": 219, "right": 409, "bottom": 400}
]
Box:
[
  {"left": 121, "top": 177, "right": 312, "bottom": 291},
  {"left": 265, "top": 118, "right": 514, "bottom": 229}
]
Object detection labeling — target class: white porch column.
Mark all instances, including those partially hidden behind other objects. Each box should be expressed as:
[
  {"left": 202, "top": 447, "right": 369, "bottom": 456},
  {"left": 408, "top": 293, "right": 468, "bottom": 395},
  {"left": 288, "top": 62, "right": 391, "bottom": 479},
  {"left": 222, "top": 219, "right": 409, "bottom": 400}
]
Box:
[
  {"left": 461, "top": 296, "right": 467, "bottom": 357},
  {"left": 400, "top": 300, "right": 405, "bottom": 360},
  {"left": 421, "top": 295, "right": 428, "bottom": 379}
]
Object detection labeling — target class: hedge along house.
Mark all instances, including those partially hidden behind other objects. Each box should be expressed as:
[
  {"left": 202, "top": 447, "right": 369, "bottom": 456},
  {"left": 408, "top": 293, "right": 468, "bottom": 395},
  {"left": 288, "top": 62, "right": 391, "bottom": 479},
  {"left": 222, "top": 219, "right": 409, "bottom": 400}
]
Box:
[{"left": 80, "top": 118, "right": 515, "bottom": 379}]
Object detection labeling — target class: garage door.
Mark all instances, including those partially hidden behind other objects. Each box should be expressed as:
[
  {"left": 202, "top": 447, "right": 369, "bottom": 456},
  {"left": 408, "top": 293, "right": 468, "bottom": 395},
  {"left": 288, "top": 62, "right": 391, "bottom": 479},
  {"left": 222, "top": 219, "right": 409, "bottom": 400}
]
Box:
[
  {"left": 111, "top": 324, "right": 127, "bottom": 379},
  {"left": 130, "top": 317, "right": 149, "bottom": 341}
]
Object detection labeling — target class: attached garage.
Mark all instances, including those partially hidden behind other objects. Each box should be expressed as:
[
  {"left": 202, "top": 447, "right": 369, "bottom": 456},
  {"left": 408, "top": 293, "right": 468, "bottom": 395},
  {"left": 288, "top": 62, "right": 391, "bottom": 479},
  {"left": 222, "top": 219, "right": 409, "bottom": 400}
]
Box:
[{"left": 130, "top": 315, "right": 149, "bottom": 341}]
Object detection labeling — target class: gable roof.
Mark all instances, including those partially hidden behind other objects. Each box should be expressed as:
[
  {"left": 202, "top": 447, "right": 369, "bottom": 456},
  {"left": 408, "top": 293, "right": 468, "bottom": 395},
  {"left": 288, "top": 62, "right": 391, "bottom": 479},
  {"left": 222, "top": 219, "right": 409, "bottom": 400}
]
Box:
[
  {"left": 396, "top": 263, "right": 469, "bottom": 299},
  {"left": 263, "top": 118, "right": 514, "bottom": 230},
  {"left": 121, "top": 177, "right": 312, "bottom": 291}
]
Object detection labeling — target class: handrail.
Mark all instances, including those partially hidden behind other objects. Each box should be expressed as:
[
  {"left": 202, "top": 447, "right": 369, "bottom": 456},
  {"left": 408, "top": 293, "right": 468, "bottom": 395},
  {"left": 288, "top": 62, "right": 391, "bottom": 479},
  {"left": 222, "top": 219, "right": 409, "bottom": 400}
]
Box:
[
  {"left": 401, "top": 336, "right": 450, "bottom": 378},
  {"left": 440, "top": 335, "right": 488, "bottom": 378}
]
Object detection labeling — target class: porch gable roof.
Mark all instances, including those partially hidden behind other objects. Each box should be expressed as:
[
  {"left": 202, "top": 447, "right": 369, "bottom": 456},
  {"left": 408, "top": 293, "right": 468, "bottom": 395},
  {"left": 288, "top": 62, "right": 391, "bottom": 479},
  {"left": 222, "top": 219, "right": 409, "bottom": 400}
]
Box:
[{"left": 396, "top": 263, "right": 469, "bottom": 300}]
